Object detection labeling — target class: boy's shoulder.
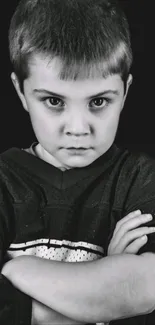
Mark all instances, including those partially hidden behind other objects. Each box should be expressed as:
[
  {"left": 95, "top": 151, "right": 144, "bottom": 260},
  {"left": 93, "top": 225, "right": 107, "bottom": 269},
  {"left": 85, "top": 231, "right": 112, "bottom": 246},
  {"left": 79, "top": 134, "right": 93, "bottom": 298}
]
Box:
[
  {"left": 0, "top": 144, "right": 40, "bottom": 174},
  {"left": 113, "top": 145, "right": 155, "bottom": 174},
  {"left": 113, "top": 146, "right": 155, "bottom": 190},
  {"left": 112, "top": 147, "right": 155, "bottom": 213},
  {"left": 0, "top": 147, "right": 38, "bottom": 201},
  {"left": 0, "top": 146, "right": 34, "bottom": 174}
]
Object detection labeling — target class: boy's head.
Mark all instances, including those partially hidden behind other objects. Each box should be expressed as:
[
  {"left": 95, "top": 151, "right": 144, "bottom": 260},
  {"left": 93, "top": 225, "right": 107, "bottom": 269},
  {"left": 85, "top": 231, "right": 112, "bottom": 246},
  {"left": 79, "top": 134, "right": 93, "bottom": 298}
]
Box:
[{"left": 9, "top": 0, "right": 133, "bottom": 171}]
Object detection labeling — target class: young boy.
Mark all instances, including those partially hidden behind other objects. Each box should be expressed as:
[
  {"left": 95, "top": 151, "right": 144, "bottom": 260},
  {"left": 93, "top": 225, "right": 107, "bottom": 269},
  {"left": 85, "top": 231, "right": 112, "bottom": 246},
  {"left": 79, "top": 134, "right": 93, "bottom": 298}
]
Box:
[{"left": 1, "top": 0, "right": 155, "bottom": 324}]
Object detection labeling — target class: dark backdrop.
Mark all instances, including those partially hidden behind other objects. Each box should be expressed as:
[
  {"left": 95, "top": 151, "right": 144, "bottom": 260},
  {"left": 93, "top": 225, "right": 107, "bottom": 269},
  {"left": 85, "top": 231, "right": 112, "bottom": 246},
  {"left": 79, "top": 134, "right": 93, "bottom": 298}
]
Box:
[{"left": 1, "top": 1, "right": 154, "bottom": 157}]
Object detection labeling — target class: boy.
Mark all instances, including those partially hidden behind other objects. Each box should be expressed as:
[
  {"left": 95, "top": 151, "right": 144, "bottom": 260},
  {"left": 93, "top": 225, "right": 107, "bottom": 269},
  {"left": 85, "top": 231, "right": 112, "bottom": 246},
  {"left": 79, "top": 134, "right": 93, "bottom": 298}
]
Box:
[{"left": 1, "top": 0, "right": 155, "bottom": 324}]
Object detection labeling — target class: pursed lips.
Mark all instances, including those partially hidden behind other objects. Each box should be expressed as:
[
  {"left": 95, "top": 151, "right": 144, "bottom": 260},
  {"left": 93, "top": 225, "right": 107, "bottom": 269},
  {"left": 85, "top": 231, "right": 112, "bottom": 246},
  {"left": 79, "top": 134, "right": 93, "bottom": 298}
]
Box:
[{"left": 67, "top": 147, "right": 88, "bottom": 149}]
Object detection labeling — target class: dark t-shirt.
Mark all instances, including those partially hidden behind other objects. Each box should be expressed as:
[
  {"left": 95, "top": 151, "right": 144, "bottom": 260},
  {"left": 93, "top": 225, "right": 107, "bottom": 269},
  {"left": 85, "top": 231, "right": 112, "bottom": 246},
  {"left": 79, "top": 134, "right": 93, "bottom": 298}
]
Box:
[{"left": 0, "top": 143, "right": 155, "bottom": 324}]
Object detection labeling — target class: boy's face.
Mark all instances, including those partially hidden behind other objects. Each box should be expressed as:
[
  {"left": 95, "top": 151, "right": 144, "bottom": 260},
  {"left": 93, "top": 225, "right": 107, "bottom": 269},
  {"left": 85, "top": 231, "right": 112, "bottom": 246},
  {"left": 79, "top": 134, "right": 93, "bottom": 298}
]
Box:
[{"left": 12, "top": 54, "right": 132, "bottom": 171}]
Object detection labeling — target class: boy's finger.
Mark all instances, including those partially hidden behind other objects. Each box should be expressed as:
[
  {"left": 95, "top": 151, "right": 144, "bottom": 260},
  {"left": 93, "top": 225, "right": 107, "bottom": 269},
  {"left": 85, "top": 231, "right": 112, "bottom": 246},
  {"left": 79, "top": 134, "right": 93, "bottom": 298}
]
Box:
[
  {"left": 125, "top": 236, "right": 148, "bottom": 254},
  {"left": 113, "top": 213, "right": 152, "bottom": 240},
  {"left": 114, "top": 210, "right": 141, "bottom": 234},
  {"left": 115, "top": 226, "right": 155, "bottom": 252}
]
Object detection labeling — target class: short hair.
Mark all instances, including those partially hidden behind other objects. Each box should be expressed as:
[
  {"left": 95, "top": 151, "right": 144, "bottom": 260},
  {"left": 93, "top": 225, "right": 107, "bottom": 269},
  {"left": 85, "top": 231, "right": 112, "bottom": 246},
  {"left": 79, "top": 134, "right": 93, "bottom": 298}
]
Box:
[{"left": 9, "top": 0, "right": 133, "bottom": 89}]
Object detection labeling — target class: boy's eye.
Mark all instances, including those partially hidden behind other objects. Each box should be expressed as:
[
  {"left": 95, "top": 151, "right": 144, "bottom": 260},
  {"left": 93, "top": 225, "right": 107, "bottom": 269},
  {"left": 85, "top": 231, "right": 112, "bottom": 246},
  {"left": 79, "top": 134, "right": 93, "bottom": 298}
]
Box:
[
  {"left": 90, "top": 97, "right": 110, "bottom": 110},
  {"left": 44, "top": 97, "right": 64, "bottom": 108}
]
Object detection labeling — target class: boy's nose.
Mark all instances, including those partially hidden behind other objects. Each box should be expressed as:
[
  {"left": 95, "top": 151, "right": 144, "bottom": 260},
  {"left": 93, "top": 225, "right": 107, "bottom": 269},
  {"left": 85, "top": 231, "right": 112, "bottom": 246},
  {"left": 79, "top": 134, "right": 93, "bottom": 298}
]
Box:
[{"left": 64, "top": 113, "right": 90, "bottom": 136}]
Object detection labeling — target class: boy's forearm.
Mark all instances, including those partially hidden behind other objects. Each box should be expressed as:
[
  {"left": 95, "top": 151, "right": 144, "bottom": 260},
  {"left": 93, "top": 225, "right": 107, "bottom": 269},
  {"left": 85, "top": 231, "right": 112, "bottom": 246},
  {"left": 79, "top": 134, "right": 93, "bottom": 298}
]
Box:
[
  {"left": 2, "top": 253, "right": 155, "bottom": 323},
  {"left": 31, "top": 299, "right": 84, "bottom": 325}
]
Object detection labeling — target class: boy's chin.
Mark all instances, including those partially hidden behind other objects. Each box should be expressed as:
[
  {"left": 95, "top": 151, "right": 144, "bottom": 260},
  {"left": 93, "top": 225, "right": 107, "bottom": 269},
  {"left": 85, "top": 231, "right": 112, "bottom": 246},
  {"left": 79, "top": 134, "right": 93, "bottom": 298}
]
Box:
[{"left": 60, "top": 153, "right": 97, "bottom": 170}]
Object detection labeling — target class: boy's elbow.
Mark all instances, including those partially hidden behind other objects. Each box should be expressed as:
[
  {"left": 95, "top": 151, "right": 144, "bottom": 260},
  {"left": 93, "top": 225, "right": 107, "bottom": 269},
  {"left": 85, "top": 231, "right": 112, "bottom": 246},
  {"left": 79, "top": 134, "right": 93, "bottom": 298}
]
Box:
[{"left": 85, "top": 254, "right": 155, "bottom": 322}]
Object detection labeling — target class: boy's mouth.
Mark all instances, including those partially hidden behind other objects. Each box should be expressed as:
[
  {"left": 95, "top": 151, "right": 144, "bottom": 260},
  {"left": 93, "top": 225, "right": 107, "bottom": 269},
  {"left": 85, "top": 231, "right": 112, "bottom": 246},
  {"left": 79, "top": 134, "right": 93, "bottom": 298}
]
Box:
[
  {"left": 67, "top": 147, "right": 88, "bottom": 150},
  {"left": 66, "top": 147, "right": 90, "bottom": 154}
]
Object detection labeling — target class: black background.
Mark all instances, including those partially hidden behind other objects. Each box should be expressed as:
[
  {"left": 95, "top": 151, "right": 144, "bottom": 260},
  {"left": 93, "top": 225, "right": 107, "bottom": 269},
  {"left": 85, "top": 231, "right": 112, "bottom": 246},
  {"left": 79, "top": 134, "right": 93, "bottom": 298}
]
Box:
[{"left": 1, "top": 1, "right": 153, "bottom": 156}]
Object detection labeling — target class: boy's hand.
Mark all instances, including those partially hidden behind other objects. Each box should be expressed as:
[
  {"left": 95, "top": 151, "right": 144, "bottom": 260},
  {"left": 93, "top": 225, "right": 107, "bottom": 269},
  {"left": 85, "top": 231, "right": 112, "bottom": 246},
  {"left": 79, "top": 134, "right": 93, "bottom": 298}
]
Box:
[{"left": 108, "top": 210, "right": 155, "bottom": 255}]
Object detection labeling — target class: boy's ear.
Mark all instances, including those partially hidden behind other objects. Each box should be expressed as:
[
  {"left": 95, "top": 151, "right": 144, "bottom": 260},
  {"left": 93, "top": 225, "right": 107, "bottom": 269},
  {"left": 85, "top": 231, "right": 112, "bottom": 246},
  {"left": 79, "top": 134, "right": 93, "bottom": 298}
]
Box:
[
  {"left": 125, "top": 74, "right": 133, "bottom": 95},
  {"left": 11, "top": 72, "right": 28, "bottom": 112},
  {"left": 121, "top": 74, "right": 133, "bottom": 110}
]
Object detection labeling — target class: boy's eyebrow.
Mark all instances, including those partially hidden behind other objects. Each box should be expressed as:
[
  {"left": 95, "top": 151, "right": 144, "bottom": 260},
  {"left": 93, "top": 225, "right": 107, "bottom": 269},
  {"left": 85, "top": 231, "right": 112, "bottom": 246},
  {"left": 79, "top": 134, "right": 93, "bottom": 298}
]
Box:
[{"left": 33, "top": 89, "right": 119, "bottom": 99}]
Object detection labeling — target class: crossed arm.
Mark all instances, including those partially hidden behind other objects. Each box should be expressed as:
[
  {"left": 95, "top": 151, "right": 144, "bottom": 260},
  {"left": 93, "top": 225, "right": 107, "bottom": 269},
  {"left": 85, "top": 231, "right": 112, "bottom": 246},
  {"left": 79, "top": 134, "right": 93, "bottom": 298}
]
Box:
[
  {"left": 2, "top": 210, "right": 155, "bottom": 324},
  {"left": 2, "top": 252, "right": 155, "bottom": 324}
]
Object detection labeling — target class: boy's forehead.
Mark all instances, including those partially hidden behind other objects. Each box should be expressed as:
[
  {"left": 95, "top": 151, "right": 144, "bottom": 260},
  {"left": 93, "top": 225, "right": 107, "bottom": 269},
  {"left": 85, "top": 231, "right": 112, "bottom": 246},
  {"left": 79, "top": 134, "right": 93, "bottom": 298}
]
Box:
[
  {"left": 27, "top": 54, "right": 123, "bottom": 96},
  {"left": 29, "top": 54, "right": 63, "bottom": 78}
]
